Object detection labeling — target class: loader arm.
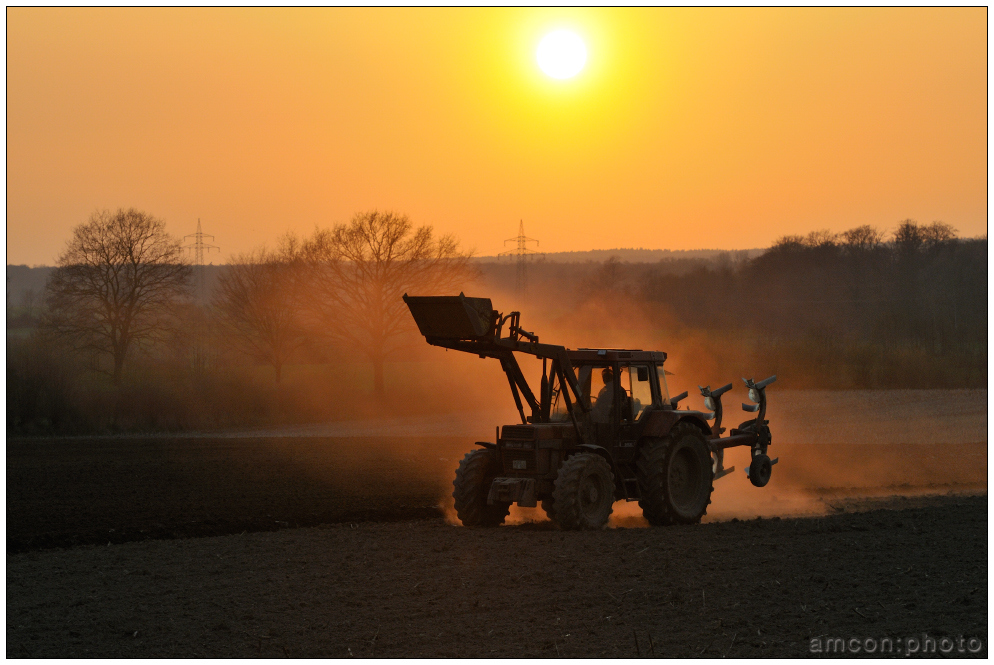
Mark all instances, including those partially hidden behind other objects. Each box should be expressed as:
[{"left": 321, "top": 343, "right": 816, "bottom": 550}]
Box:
[
  {"left": 403, "top": 294, "right": 589, "bottom": 440},
  {"left": 424, "top": 335, "right": 587, "bottom": 422}
]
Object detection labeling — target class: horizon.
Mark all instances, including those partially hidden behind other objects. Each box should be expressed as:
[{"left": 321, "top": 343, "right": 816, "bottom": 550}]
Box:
[
  {"left": 10, "top": 231, "right": 990, "bottom": 271},
  {"left": 7, "top": 246, "right": 763, "bottom": 269},
  {"left": 7, "top": 7, "right": 986, "bottom": 266}
]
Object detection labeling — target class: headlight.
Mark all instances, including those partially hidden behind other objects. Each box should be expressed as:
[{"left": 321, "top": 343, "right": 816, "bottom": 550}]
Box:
[
  {"left": 704, "top": 396, "right": 716, "bottom": 411},
  {"left": 748, "top": 388, "right": 761, "bottom": 403}
]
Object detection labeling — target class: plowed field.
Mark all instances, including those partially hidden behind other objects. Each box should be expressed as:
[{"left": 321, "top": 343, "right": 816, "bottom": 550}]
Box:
[
  {"left": 6, "top": 494, "right": 987, "bottom": 658},
  {"left": 6, "top": 388, "right": 988, "bottom": 657}
]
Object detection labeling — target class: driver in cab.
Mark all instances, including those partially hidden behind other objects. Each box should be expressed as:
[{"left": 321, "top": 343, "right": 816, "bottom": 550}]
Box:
[{"left": 591, "top": 367, "right": 627, "bottom": 423}]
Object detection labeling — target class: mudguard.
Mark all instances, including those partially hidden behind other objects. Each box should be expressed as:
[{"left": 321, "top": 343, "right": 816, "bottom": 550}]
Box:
[{"left": 640, "top": 410, "right": 712, "bottom": 439}]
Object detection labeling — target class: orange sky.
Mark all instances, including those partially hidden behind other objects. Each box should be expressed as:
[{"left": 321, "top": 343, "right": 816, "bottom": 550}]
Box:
[{"left": 6, "top": 7, "right": 988, "bottom": 265}]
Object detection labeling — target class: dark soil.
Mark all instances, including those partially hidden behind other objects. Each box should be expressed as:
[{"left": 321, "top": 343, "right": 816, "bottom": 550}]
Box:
[
  {"left": 6, "top": 436, "right": 989, "bottom": 657},
  {"left": 6, "top": 437, "right": 986, "bottom": 553},
  {"left": 6, "top": 436, "right": 466, "bottom": 553},
  {"left": 6, "top": 495, "right": 987, "bottom": 658}
]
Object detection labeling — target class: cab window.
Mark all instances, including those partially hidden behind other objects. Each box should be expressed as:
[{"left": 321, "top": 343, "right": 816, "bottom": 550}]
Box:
[
  {"left": 587, "top": 365, "right": 616, "bottom": 424},
  {"left": 627, "top": 365, "right": 653, "bottom": 420},
  {"left": 657, "top": 366, "right": 672, "bottom": 406},
  {"left": 576, "top": 365, "right": 593, "bottom": 409}
]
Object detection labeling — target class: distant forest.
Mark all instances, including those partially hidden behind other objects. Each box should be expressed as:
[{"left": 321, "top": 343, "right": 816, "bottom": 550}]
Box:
[
  {"left": 570, "top": 225, "right": 985, "bottom": 390},
  {"left": 6, "top": 220, "right": 987, "bottom": 434},
  {"left": 4, "top": 247, "right": 761, "bottom": 309},
  {"left": 474, "top": 247, "right": 765, "bottom": 263}
]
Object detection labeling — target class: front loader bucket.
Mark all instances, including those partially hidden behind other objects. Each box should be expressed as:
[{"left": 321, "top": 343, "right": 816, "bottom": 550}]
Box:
[{"left": 403, "top": 293, "right": 495, "bottom": 340}]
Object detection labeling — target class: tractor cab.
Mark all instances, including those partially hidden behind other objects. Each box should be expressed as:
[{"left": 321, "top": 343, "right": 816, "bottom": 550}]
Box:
[{"left": 556, "top": 349, "right": 672, "bottom": 448}]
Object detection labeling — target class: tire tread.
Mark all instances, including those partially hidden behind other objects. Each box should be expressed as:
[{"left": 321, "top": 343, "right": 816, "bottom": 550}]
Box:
[
  {"left": 452, "top": 449, "right": 510, "bottom": 527},
  {"left": 636, "top": 422, "right": 714, "bottom": 526},
  {"left": 552, "top": 453, "right": 614, "bottom": 530}
]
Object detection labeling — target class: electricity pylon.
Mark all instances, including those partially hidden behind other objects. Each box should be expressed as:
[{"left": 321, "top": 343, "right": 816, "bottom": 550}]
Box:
[
  {"left": 498, "top": 220, "right": 542, "bottom": 296},
  {"left": 183, "top": 219, "right": 221, "bottom": 376},
  {"left": 183, "top": 219, "right": 220, "bottom": 303}
]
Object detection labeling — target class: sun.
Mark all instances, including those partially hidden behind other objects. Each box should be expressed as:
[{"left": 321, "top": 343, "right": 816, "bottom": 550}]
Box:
[{"left": 536, "top": 30, "right": 587, "bottom": 80}]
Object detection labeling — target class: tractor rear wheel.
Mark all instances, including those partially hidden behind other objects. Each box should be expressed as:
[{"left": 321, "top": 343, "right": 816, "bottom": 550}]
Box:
[
  {"left": 453, "top": 449, "right": 510, "bottom": 527},
  {"left": 551, "top": 453, "right": 615, "bottom": 530},
  {"left": 637, "top": 423, "right": 714, "bottom": 525}
]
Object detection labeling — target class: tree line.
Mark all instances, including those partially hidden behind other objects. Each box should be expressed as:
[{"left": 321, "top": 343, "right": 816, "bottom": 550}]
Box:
[
  {"left": 212, "top": 216, "right": 472, "bottom": 391},
  {"left": 8, "top": 207, "right": 474, "bottom": 433},
  {"left": 581, "top": 221, "right": 986, "bottom": 388},
  {"left": 6, "top": 211, "right": 986, "bottom": 434}
]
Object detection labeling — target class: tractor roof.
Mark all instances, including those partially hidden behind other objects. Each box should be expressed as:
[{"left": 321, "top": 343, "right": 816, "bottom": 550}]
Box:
[{"left": 568, "top": 349, "right": 667, "bottom": 363}]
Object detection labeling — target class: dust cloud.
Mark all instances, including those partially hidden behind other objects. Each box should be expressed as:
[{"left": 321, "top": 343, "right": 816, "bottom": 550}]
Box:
[
  {"left": 228, "top": 284, "right": 986, "bottom": 529},
  {"left": 434, "top": 439, "right": 986, "bottom": 529}
]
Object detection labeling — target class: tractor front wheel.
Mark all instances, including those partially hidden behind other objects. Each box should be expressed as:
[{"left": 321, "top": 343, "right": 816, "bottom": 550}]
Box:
[
  {"left": 551, "top": 453, "right": 615, "bottom": 530},
  {"left": 637, "top": 423, "right": 714, "bottom": 525},
  {"left": 452, "top": 449, "right": 510, "bottom": 527}
]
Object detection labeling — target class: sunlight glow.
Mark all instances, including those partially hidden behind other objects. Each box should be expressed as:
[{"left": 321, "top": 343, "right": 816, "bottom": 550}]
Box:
[{"left": 536, "top": 30, "right": 587, "bottom": 79}]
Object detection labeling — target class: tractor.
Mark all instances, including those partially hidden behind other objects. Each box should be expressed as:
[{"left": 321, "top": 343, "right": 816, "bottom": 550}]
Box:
[{"left": 404, "top": 293, "right": 778, "bottom": 529}]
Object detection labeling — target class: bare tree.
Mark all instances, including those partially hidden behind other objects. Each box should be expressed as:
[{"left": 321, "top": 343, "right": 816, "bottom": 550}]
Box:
[
  {"left": 303, "top": 210, "right": 475, "bottom": 395},
  {"left": 802, "top": 229, "right": 839, "bottom": 248},
  {"left": 841, "top": 225, "right": 884, "bottom": 252},
  {"left": 19, "top": 287, "right": 38, "bottom": 319},
  {"left": 894, "top": 219, "right": 957, "bottom": 255},
  {"left": 769, "top": 235, "right": 806, "bottom": 252},
  {"left": 212, "top": 238, "right": 306, "bottom": 384},
  {"left": 43, "top": 208, "right": 191, "bottom": 385}
]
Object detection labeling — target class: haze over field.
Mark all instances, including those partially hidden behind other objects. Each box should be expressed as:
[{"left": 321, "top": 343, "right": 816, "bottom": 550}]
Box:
[
  {"left": 6, "top": 11, "right": 987, "bottom": 657},
  {"left": 5, "top": 7, "right": 989, "bottom": 659},
  {"left": 5, "top": 8, "right": 987, "bottom": 434},
  {"left": 6, "top": 7, "right": 987, "bottom": 265}
]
